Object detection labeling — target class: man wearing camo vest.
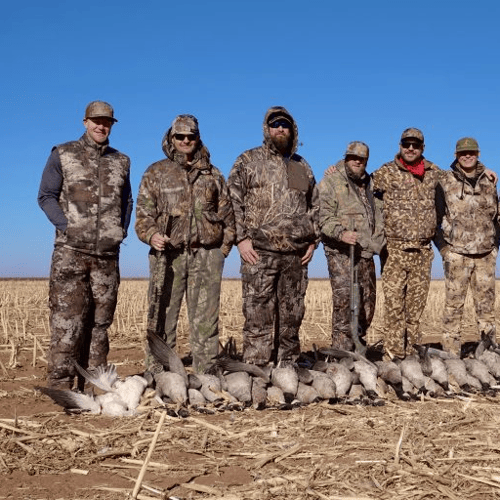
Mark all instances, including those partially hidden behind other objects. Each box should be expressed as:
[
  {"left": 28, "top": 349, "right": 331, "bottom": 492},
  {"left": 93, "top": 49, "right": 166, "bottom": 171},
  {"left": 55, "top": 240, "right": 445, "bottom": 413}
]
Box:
[
  {"left": 319, "top": 141, "right": 386, "bottom": 351},
  {"left": 38, "top": 101, "right": 133, "bottom": 389},
  {"left": 435, "top": 137, "right": 499, "bottom": 356},
  {"left": 135, "top": 115, "right": 235, "bottom": 374},
  {"left": 228, "top": 106, "right": 319, "bottom": 367},
  {"left": 372, "top": 128, "right": 441, "bottom": 360}
]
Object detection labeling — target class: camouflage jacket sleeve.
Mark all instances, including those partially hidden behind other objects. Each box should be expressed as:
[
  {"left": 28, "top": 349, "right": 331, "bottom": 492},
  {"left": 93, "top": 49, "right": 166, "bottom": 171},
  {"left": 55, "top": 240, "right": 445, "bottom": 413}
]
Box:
[
  {"left": 318, "top": 166, "right": 344, "bottom": 242},
  {"left": 227, "top": 154, "right": 249, "bottom": 244},
  {"left": 211, "top": 166, "right": 236, "bottom": 256},
  {"left": 135, "top": 163, "right": 163, "bottom": 245}
]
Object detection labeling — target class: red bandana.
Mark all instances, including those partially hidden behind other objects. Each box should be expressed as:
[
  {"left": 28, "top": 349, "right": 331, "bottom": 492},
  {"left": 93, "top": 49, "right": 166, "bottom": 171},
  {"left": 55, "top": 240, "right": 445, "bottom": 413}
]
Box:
[{"left": 400, "top": 157, "right": 425, "bottom": 178}]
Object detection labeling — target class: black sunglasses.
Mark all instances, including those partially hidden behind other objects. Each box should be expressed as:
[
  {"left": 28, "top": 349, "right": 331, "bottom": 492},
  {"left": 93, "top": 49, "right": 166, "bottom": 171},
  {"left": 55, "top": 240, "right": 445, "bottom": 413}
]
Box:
[
  {"left": 401, "top": 140, "right": 422, "bottom": 149},
  {"left": 174, "top": 134, "right": 197, "bottom": 141},
  {"left": 269, "top": 120, "right": 291, "bottom": 129}
]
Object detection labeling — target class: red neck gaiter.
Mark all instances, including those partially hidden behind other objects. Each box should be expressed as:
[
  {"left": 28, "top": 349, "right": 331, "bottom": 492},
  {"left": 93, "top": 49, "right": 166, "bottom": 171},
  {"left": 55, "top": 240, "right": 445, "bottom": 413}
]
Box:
[{"left": 400, "top": 157, "right": 425, "bottom": 178}]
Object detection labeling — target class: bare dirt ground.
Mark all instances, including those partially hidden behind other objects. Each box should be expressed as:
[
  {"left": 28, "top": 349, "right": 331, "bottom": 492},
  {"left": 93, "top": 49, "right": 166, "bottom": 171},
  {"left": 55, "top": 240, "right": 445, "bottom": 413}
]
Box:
[{"left": 2, "top": 280, "right": 500, "bottom": 499}]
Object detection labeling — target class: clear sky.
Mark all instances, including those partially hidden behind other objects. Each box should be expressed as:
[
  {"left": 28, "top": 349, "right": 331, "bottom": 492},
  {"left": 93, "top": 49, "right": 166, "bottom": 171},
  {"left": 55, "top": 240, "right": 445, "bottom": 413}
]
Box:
[{"left": 2, "top": 0, "right": 499, "bottom": 278}]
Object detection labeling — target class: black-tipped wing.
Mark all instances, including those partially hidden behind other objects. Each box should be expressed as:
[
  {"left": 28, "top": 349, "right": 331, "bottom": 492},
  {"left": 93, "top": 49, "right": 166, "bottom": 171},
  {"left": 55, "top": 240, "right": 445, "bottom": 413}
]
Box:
[{"left": 147, "top": 332, "right": 188, "bottom": 384}]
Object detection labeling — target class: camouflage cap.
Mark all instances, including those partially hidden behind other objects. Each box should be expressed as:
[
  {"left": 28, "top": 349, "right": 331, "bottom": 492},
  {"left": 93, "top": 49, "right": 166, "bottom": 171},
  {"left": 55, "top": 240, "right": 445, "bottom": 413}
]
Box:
[
  {"left": 171, "top": 114, "right": 199, "bottom": 135},
  {"left": 84, "top": 101, "right": 117, "bottom": 122},
  {"left": 345, "top": 141, "right": 369, "bottom": 159},
  {"left": 400, "top": 127, "right": 424, "bottom": 143},
  {"left": 455, "top": 137, "right": 479, "bottom": 153}
]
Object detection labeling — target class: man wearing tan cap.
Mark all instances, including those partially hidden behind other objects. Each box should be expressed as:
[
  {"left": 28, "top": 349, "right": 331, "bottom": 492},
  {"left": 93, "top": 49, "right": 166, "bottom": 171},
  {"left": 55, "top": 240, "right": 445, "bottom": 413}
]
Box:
[
  {"left": 135, "top": 115, "right": 235, "bottom": 375},
  {"left": 435, "top": 138, "right": 499, "bottom": 356},
  {"left": 38, "top": 100, "right": 132, "bottom": 389},
  {"left": 319, "top": 141, "right": 386, "bottom": 352},
  {"left": 372, "top": 128, "right": 441, "bottom": 360}
]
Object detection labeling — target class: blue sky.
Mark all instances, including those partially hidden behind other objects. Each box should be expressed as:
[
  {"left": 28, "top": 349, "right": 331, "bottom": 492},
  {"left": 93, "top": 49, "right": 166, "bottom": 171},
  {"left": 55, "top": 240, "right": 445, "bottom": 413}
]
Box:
[{"left": 2, "top": 0, "right": 499, "bottom": 278}]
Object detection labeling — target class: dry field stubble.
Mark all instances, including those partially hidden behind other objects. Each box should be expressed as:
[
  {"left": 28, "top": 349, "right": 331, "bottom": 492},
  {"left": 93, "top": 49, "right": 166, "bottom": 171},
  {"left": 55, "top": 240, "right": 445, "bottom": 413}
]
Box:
[{"left": 2, "top": 279, "right": 500, "bottom": 499}]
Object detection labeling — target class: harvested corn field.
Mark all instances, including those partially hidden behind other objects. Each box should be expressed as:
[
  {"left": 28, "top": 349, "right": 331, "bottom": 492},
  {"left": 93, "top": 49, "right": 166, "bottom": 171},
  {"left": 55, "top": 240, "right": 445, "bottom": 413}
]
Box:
[{"left": 2, "top": 279, "right": 500, "bottom": 499}]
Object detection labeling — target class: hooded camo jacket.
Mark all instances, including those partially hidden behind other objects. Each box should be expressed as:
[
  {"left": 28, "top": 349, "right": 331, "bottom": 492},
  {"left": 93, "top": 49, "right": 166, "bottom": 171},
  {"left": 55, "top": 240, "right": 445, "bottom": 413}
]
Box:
[
  {"left": 227, "top": 107, "right": 319, "bottom": 253},
  {"left": 135, "top": 136, "right": 235, "bottom": 256},
  {"left": 372, "top": 155, "right": 441, "bottom": 250},
  {"left": 435, "top": 161, "right": 499, "bottom": 255},
  {"left": 318, "top": 161, "right": 386, "bottom": 258}
]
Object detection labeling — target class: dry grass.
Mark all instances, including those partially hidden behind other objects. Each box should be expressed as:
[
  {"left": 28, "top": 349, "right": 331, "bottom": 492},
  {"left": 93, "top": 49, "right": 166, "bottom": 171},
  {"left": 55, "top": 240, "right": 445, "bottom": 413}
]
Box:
[
  {"left": 3, "top": 279, "right": 500, "bottom": 499},
  {"left": 1, "top": 279, "right": 498, "bottom": 356}
]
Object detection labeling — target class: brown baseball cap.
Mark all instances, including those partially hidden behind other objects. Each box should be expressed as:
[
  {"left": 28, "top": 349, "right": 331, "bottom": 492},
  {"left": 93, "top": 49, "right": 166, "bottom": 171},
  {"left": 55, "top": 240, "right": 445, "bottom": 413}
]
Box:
[
  {"left": 400, "top": 127, "right": 424, "bottom": 143},
  {"left": 84, "top": 101, "right": 117, "bottom": 123},
  {"left": 455, "top": 137, "right": 479, "bottom": 153}
]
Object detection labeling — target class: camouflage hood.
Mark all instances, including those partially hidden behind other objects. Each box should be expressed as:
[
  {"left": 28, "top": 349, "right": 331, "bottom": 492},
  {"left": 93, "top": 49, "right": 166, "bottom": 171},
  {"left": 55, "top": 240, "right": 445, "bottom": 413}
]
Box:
[
  {"left": 161, "top": 123, "right": 211, "bottom": 170},
  {"left": 262, "top": 106, "right": 298, "bottom": 156}
]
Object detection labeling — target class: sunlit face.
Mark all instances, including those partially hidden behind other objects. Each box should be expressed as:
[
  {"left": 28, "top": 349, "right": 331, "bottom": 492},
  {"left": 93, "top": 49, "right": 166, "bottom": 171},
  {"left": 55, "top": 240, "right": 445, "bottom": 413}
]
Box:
[
  {"left": 345, "top": 155, "right": 368, "bottom": 179},
  {"left": 456, "top": 150, "right": 479, "bottom": 174},
  {"left": 83, "top": 117, "right": 113, "bottom": 144},
  {"left": 172, "top": 133, "right": 199, "bottom": 158},
  {"left": 400, "top": 139, "right": 424, "bottom": 164}
]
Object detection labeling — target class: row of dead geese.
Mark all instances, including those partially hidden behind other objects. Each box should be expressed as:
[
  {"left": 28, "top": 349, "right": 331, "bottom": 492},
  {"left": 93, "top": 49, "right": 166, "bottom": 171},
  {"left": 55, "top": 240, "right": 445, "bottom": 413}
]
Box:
[{"left": 36, "top": 334, "right": 500, "bottom": 416}]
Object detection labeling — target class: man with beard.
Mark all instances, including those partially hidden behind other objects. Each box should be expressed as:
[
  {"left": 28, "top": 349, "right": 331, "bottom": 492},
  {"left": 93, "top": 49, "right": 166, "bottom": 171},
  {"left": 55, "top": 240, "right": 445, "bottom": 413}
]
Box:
[
  {"left": 135, "top": 115, "right": 235, "bottom": 374},
  {"left": 319, "top": 141, "right": 386, "bottom": 351},
  {"left": 435, "top": 138, "right": 499, "bottom": 356},
  {"left": 38, "top": 101, "right": 133, "bottom": 389},
  {"left": 372, "top": 128, "right": 441, "bottom": 360},
  {"left": 228, "top": 106, "right": 319, "bottom": 367}
]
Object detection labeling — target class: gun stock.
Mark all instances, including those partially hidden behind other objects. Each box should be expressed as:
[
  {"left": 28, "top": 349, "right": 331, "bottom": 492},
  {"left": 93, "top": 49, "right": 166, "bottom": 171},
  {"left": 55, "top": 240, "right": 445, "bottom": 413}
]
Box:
[{"left": 349, "top": 219, "right": 366, "bottom": 355}]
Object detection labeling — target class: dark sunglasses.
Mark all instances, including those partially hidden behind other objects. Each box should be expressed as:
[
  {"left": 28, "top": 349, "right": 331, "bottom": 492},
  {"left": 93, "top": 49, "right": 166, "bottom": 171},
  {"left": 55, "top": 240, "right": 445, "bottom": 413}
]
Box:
[
  {"left": 269, "top": 120, "right": 291, "bottom": 129},
  {"left": 401, "top": 140, "right": 422, "bottom": 149},
  {"left": 174, "top": 134, "right": 197, "bottom": 141}
]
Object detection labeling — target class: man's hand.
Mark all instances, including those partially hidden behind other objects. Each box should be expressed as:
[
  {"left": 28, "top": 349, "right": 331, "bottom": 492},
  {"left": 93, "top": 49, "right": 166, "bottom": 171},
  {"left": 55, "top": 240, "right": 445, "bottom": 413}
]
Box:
[
  {"left": 301, "top": 243, "right": 315, "bottom": 265},
  {"left": 324, "top": 165, "right": 337, "bottom": 176},
  {"left": 150, "top": 232, "right": 170, "bottom": 251},
  {"left": 238, "top": 239, "right": 259, "bottom": 265},
  {"left": 341, "top": 231, "right": 358, "bottom": 245}
]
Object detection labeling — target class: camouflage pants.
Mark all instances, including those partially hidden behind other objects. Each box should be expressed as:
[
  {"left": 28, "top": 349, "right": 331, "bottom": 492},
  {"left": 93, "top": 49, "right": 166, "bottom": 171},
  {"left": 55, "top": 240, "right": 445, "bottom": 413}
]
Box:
[
  {"left": 148, "top": 247, "right": 224, "bottom": 374},
  {"left": 325, "top": 250, "right": 376, "bottom": 350},
  {"left": 382, "top": 244, "right": 433, "bottom": 358},
  {"left": 47, "top": 246, "right": 119, "bottom": 389},
  {"left": 241, "top": 249, "right": 308, "bottom": 366},
  {"left": 442, "top": 249, "right": 497, "bottom": 354}
]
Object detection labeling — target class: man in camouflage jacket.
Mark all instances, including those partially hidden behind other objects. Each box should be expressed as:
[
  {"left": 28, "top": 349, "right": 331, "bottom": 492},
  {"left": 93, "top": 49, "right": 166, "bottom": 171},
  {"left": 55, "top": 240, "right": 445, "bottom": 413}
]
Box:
[
  {"left": 319, "top": 142, "right": 386, "bottom": 351},
  {"left": 372, "top": 128, "right": 441, "bottom": 359},
  {"left": 135, "top": 115, "right": 235, "bottom": 374},
  {"left": 435, "top": 137, "right": 499, "bottom": 356},
  {"left": 38, "top": 101, "right": 133, "bottom": 389},
  {"left": 228, "top": 106, "right": 319, "bottom": 366}
]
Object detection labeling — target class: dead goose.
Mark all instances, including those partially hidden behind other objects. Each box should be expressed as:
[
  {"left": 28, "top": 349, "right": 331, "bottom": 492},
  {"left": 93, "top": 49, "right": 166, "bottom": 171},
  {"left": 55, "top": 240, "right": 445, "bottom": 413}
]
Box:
[
  {"left": 326, "top": 362, "right": 354, "bottom": 397},
  {"left": 309, "top": 370, "right": 337, "bottom": 399},
  {"left": 375, "top": 360, "right": 409, "bottom": 400},
  {"left": 154, "top": 371, "right": 188, "bottom": 405},
  {"left": 37, "top": 363, "right": 148, "bottom": 416},
  {"left": 271, "top": 366, "right": 299, "bottom": 403},
  {"left": 399, "top": 356, "right": 427, "bottom": 394},
  {"left": 353, "top": 360, "right": 378, "bottom": 399},
  {"left": 251, "top": 377, "right": 268, "bottom": 410},
  {"left": 224, "top": 371, "right": 253, "bottom": 403},
  {"left": 463, "top": 358, "right": 496, "bottom": 389},
  {"left": 295, "top": 382, "right": 321, "bottom": 404}
]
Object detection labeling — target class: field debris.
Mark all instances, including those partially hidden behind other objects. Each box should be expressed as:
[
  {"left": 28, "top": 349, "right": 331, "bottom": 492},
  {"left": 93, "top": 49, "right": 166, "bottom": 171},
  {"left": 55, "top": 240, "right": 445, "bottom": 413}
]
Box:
[{"left": 2, "top": 279, "right": 500, "bottom": 499}]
